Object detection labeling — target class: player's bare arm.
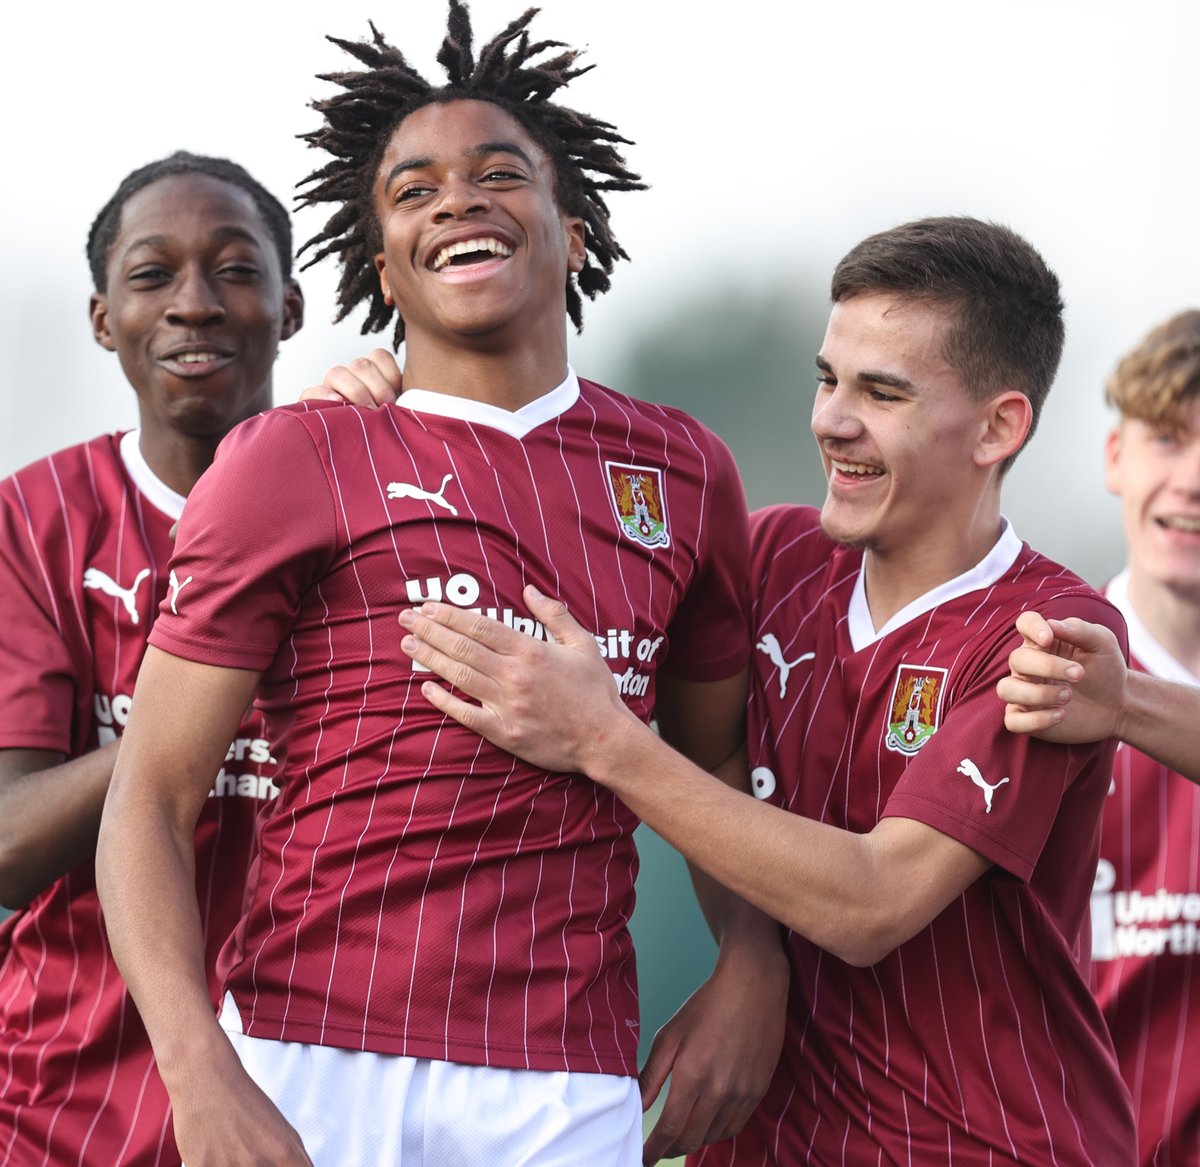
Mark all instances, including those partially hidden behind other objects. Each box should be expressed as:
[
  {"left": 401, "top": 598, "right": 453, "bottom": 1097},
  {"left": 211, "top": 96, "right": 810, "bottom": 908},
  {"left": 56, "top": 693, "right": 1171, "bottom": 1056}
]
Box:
[
  {"left": 400, "top": 589, "right": 991, "bottom": 967},
  {"left": 0, "top": 743, "right": 122, "bottom": 907},
  {"left": 298, "top": 348, "right": 403, "bottom": 408},
  {"left": 96, "top": 648, "right": 312, "bottom": 1166},
  {"left": 640, "top": 671, "right": 787, "bottom": 1164},
  {"left": 1000, "top": 609, "right": 1200, "bottom": 781}
]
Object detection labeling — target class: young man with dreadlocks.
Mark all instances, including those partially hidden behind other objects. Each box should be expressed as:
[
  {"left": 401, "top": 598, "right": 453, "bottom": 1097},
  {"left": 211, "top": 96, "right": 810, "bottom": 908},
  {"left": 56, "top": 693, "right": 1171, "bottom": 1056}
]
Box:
[
  {"left": 0, "top": 151, "right": 303, "bottom": 1164},
  {"left": 97, "top": 5, "right": 786, "bottom": 1165},
  {"left": 393, "top": 217, "right": 1139, "bottom": 1164}
]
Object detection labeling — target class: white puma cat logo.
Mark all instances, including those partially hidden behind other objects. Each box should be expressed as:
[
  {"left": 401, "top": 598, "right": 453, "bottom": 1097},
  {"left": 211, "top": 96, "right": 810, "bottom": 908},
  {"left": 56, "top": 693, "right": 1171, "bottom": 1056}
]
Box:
[
  {"left": 957, "top": 758, "right": 1010, "bottom": 814},
  {"left": 387, "top": 473, "right": 458, "bottom": 516},
  {"left": 83, "top": 567, "right": 151, "bottom": 624},
  {"left": 168, "top": 569, "right": 194, "bottom": 615},
  {"left": 756, "top": 632, "right": 815, "bottom": 699}
]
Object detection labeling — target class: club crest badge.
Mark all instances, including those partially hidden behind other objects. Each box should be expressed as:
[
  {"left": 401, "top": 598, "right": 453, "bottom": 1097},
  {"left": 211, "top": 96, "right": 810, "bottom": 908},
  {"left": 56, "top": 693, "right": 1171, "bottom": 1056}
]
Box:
[
  {"left": 605, "top": 462, "right": 670, "bottom": 549},
  {"left": 884, "top": 664, "right": 948, "bottom": 755}
]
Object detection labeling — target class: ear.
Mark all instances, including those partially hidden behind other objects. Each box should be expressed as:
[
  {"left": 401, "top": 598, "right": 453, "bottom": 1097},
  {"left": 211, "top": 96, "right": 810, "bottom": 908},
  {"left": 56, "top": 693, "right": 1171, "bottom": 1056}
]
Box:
[
  {"left": 1103, "top": 425, "right": 1123, "bottom": 496},
  {"left": 563, "top": 216, "right": 586, "bottom": 274},
  {"left": 973, "top": 390, "right": 1032, "bottom": 469},
  {"left": 374, "top": 253, "right": 395, "bottom": 306},
  {"left": 280, "top": 278, "right": 305, "bottom": 341},
  {"left": 90, "top": 292, "right": 116, "bottom": 352}
]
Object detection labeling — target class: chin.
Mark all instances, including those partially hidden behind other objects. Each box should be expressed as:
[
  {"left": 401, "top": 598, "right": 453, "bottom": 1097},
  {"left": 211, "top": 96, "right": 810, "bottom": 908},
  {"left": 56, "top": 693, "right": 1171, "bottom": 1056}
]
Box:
[
  {"left": 818, "top": 509, "right": 876, "bottom": 550},
  {"left": 820, "top": 501, "right": 878, "bottom": 552}
]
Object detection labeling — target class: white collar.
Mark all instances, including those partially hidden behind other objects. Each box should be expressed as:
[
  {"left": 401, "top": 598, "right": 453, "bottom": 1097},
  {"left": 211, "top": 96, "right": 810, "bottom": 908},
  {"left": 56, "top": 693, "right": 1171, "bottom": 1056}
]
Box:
[
  {"left": 393, "top": 367, "right": 579, "bottom": 440},
  {"left": 119, "top": 430, "right": 187, "bottom": 521},
  {"left": 847, "top": 518, "right": 1023, "bottom": 652},
  {"left": 1104, "top": 568, "right": 1200, "bottom": 685}
]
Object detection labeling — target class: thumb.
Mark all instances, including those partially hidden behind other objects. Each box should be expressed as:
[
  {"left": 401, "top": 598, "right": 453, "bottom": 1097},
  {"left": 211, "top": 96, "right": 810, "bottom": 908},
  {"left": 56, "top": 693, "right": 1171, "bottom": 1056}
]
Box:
[
  {"left": 1015, "top": 608, "right": 1054, "bottom": 648},
  {"left": 523, "top": 585, "right": 593, "bottom": 650}
]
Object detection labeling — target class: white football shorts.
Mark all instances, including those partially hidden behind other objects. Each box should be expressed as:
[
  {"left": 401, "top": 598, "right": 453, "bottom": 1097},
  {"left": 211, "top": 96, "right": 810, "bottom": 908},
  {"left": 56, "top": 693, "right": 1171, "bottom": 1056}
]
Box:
[{"left": 217, "top": 993, "right": 641, "bottom": 1165}]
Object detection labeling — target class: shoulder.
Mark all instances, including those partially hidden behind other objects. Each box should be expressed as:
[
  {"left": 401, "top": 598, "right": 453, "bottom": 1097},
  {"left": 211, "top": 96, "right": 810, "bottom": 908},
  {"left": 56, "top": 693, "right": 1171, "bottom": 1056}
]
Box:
[
  {"left": 750, "top": 503, "right": 829, "bottom": 556},
  {"left": 211, "top": 402, "right": 353, "bottom": 470},
  {"left": 577, "top": 377, "right": 732, "bottom": 452},
  {"left": 1006, "top": 545, "right": 1126, "bottom": 640},
  {"left": 0, "top": 433, "right": 121, "bottom": 523}
]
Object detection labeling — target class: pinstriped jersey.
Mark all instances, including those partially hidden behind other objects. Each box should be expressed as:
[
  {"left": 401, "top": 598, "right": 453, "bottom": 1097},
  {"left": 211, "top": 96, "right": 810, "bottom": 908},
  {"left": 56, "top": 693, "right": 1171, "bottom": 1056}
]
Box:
[
  {"left": 0, "top": 432, "right": 275, "bottom": 1166},
  {"left": 693, "top": 504, "right": 1135, "bottom": 1167},
  {"left": 148, "top": 373, "right": 751, "bottom": 1075},
  {"left": 1091, "top": 570, "right": 1200, "bottom": 1166}
]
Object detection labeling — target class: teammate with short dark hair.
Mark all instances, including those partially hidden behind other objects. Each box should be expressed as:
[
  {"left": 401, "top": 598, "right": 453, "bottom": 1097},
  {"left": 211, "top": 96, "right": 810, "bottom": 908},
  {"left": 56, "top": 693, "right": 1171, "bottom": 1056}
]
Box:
[
  {"left": 97, "top": 7, "right": 785, "bottom": 1165},
  {"left": 396, "top": 215, "right": 1138, "bottom": 1164},
  {"left": 0, "top": 150, "right": 303, "bottom": 1165}
]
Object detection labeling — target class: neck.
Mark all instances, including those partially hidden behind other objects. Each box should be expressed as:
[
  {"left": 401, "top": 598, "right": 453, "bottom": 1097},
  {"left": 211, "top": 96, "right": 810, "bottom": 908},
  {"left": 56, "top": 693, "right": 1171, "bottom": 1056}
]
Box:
[
  {"left": 402, "top": 329, "right": 570, "bottom": 412},
  {"left": 862, "top": 500, "right": 1005, "bottom": 631},
  {"left": 1125, "top": 568, "right": 1200, "bottom": 676},
  {"left": 138, "top": 428, "right": 226, "bottom": 497}
]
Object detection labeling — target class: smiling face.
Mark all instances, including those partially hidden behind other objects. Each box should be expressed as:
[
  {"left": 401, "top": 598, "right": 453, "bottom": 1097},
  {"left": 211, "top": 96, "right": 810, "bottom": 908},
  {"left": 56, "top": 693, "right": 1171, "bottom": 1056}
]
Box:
[
  {"left": 1107, "top": 400, "right": 1200, "bottom": 603},
  {"left": 811, "top": 293, "right": 1012, "bottom": 575},
  {"left": 90, "top": 172, "right": 303, "bottom": 443},
  {"left": 371, "top": 99, "right": 585, "bottom": 354}
]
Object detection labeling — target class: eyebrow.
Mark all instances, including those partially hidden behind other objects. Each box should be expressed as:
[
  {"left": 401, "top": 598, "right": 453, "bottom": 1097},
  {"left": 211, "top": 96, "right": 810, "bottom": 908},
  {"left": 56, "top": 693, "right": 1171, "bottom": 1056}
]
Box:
[
  {"left": 121, "top": 226, "right": 264, "bottom": 256},
  {"left": 814, "top": 355, "right": 913, "bottom": 390},
  {"left": 383, "top": 140, "right": 537, "bottom": 190}
]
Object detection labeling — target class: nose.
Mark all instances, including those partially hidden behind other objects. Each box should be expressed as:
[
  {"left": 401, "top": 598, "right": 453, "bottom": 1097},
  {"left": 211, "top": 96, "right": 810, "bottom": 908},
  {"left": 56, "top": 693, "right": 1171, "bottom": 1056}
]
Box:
[
  {"left": 431, "top": 174, "right": 490, "bottom": 221},
  {"left": 810, "top": 381, "right": 862, "bottom": 444},
  {"left": 166, "top": 265, "right": 225, "bottom": 327}
]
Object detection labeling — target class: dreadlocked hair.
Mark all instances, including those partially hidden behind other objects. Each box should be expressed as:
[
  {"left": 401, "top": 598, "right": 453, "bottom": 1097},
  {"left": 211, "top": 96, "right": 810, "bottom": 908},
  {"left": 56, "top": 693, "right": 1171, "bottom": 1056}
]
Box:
[{"left": 297, "top": 1, "right": 645, "bottom": 344}]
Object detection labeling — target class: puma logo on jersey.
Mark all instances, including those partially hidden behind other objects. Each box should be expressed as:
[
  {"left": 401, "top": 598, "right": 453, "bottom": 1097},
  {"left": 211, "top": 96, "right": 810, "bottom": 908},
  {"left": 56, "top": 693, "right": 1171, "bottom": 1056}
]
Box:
[
  {"left": 756, "top": 632, "right": 814, "bottom": 699},
  {"left": 387, "top": 473, "right": 458, "bottom": 516},
  {"left": 83, "top": 567, "right": 151, "bottom": 624},
  {"left": 957, "top": 758, "right": 1009, "bottom": 813},
  {"left": 168, "top": 569, "right": 194, "bottom": 615}
]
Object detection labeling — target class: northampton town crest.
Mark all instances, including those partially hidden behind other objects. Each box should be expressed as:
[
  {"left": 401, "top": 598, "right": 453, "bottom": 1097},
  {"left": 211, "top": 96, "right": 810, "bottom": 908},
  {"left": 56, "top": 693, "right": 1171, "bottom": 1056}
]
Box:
[
  {"left": 885, "top": 664, "right": 948, "bottom": 755},
  {"left": 605, "top": 462, "right": 670, "bottom": 548}
]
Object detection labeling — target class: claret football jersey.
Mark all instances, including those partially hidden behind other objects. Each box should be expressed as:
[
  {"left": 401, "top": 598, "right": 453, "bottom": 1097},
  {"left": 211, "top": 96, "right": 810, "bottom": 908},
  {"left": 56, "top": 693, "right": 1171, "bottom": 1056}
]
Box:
[
  {"left": 693, "top": 504, "right": 1135, "bottom": 1167},
  {"left": 1091, "top": 568, "right": 1200, "bottom": 1166},
  {"left": 148, "top": 371, "right": 751, "bottom": 1075},
  {"left": 0, "top": 431, "right": 276, "bottom": 1165}
]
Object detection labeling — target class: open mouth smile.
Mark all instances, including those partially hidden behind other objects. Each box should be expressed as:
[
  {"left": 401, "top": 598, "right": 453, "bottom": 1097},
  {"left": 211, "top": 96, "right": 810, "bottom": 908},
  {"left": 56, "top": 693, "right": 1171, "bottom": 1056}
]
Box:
[{"left": 430, "top": 237, "right": 514, "bottom": 272}]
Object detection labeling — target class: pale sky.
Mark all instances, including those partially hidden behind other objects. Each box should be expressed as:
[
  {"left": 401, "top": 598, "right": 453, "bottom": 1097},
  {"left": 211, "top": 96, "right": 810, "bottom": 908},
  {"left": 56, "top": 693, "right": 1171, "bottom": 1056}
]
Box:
[{"left": 4, "top": 0, "right": 1198, "bottom": 581}]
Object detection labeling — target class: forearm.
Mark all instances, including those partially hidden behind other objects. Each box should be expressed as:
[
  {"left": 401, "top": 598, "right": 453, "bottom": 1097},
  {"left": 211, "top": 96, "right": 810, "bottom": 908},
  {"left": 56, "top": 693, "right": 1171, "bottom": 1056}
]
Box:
[
  {"left": 97, "top": 782, "right": 231, "bottom": 1088},
  {"left": 0, "top": 741, "right": 120, "bottom": 906},
  {"left": 1119, "top": 671, "right": 1200, "bottom": 781},
  {"left": 593, "top": 718, "right": 905, "bottom": 965}
]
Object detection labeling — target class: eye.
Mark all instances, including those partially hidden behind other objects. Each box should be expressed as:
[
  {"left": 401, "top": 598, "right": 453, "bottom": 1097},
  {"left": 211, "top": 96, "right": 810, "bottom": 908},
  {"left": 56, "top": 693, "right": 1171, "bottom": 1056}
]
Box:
[
  {"left": 127, "top": 266, "right": 172, "bottom": 286},
  {"left": 395, "top": 183, "right": 434, "bottom": 204},
  {"left": 816, "top": 373, "right": 836, "bottom": 390},
  {"left": 217, "top": 262, "right": 262, "bottom": 281},
  {"left": 868, "top": 389, "right": 902, "bottom": 403},
  {"left": 481, "top": 167, "right": 525, "bottom": 184}
]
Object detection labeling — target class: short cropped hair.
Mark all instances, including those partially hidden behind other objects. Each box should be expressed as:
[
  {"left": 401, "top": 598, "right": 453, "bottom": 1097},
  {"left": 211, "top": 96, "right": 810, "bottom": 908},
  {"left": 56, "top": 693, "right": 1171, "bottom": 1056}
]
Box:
[
  {"left": 298, "top": 0, "right": 644, "bottom": 344},
  {"left": 86, "top": 151, "right": 294, "bottom": 291},
  {"left": 831, "top": 216, "right": 1065, "bottom": 470},
  {"left": 1106, "top": 310, "right": 1200, "bottom": 433}
]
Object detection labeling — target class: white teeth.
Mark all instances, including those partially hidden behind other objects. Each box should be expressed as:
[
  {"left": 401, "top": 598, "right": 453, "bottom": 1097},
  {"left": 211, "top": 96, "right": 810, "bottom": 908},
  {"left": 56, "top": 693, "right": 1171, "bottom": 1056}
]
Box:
[
  {"left": 174, "top": 352, "right": 223, "bottom": 364},
  {"left": 432, "top": 238, "right": 514, "bottom": 271},
  {"left": 1161, "top": 516, "right": 1200, "bottom": 533},
  {"left": 832, "top": 460, "right": 880, "bottom": 475}
]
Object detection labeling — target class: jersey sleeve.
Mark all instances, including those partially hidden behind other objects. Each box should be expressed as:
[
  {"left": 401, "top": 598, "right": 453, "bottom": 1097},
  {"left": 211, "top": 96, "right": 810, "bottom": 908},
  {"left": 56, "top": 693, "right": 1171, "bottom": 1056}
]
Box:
[
  {"left": 658, "top": 427, "right": 751, "bottom": 681},
  {"left": 882, "top": 591, "right": 1127, "bottom": 880},
  {"left": 147, "top": 409, "right": 339, "bottom": 672},
  {"left": 0, "top": 477, "right": 79, "bottom": 752}
]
